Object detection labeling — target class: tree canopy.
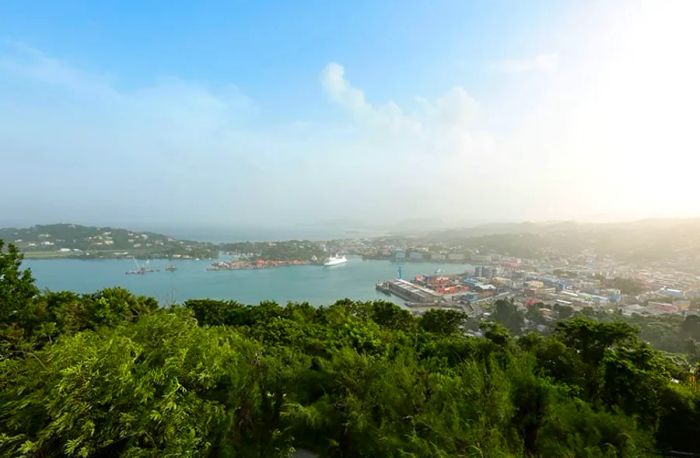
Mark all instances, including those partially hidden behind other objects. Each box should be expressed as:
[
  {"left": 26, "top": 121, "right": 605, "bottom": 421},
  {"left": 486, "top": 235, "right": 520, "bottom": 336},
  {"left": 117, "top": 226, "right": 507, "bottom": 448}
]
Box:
[{"left": 1, "top": 241, "right": 700, "bottom": 457}]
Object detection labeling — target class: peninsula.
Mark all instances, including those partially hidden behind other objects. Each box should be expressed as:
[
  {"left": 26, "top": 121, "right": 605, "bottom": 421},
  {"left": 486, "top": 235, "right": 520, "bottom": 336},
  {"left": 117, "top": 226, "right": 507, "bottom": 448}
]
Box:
[{"left": 0, "top": 224, "right": 217, "bottom": 260}]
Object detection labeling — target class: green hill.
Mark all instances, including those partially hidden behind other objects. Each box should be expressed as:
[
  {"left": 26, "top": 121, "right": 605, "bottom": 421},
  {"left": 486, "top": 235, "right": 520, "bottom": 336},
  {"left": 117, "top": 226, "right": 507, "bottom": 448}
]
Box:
[{"left": 0, "top": 223, "right": 217, "bottom": 259}]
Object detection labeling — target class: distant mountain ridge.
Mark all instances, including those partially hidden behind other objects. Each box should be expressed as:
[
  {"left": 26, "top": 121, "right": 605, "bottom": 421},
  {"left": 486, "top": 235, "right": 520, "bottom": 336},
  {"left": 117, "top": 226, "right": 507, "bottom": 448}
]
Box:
[
  {"left": 424, "top": 218, "right": 700, "bottom": 263},
  {"left": 429, "top": 217, "right": 700, "bottom": 238},
  {"left": 4, "top": 218, "right": 700, "bottom": 264}
]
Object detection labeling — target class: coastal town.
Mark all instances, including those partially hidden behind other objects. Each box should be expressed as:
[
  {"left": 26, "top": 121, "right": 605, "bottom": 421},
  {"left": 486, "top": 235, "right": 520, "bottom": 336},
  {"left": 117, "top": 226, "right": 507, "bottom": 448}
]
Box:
[
  {"left": 208, "top": 228, "right": 700, "bottom": 329},
  {"left": 5, "top": 222, "right": 700, "bottom": 325},
  {"left": 373, "top": 249, "right": 700, "bottom": 325}
]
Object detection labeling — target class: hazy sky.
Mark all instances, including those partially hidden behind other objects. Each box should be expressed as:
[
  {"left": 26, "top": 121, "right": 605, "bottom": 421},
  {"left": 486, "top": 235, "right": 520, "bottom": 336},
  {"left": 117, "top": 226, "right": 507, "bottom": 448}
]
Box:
[{"left": 1, "top": 0, "right": 699, "bottom": 229}]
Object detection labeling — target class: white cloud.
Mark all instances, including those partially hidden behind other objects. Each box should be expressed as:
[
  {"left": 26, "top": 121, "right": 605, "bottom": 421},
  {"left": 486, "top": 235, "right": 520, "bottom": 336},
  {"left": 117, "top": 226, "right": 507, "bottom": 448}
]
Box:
[
  {"left": 0, "top": 44, "right": 292, "bottom": 225},
  {"left": 0, "top": 51, "right": 494, "bottom": 226},
  {"left": 493, "top": 53, "right": 559, "bottom": 74},
  {"left": 0, "top": 42, "right": 117, "bottom": 97},
  {"left": 321, "top": 62, "right": 422, "bottom": 135},
  {"left": 0, "top": 44, "right": 260, "bottom": 154},
  {"left": 4, "top": 0, "right": 700, "bottom": 232},
  {"left": 321, "top": 62, "right": 483, "bottom": 156}
]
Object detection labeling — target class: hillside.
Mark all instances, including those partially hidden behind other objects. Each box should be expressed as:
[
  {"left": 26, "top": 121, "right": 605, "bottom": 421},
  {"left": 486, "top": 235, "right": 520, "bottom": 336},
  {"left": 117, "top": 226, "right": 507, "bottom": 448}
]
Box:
[
  {"left": 0, "top": 224, "right": 217, "bottom": 259},
  {"left": 425, "top": 218, "right": 700, "bottom": 263}
]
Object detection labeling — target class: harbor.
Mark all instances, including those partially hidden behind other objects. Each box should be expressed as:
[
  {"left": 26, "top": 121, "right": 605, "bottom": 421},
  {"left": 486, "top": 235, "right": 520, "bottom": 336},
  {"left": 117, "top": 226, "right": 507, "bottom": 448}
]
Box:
[
  {"left": 25, "top": 250, "right": 500, "bottom": 317},
  {"left": 376, "top": 278, "right": 442, "bottom": 303},
  {"left": 22, "top": 256, "right": 472, "bottom": 305}
]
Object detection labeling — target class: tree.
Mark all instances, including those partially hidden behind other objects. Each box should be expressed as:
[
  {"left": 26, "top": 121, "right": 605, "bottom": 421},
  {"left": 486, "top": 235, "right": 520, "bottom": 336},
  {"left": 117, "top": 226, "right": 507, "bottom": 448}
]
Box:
[
  {"left": 419, "top": 309, "right": 467, "bottom": 335},
  {"left": 601, "top": 342, "right": 669, "bottom": 424},
  {"left": 525, "top": 303, "right": 548, "bottom": 328},
  {"left": 0, "top": 310, "right": 295, "bottom": 457},
  {"left": 680, "top": 315, "right": 700, "bottom": 340},
  {"left": 1, "top": 283, "right": 694, "bottom": 457},
  {"left": 0, "top": 240, "right": 38, "bottom": 324},
  {"left": 368, "top": 301, "right": 414, "bottom": 331},
  {"left": 655, "top": 385, "right": 700, "bottom": 453},
  {"left": 510, "top": 363, "right": 554, "bottom": 455},
  {"left": 555, "top": 317, "right": 638, "bottom": 367},
  {"left": 492, "top": 299, "right": 525, "bottom": 334},
  {"left": 554, "top": 303, "right": 574, "bottom": 320}
]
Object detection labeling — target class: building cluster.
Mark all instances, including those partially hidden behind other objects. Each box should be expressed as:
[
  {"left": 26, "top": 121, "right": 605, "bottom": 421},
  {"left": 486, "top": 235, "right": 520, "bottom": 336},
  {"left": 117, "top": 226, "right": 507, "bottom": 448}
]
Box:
[
  {"left": 376, "top": 248, "right": 700, "bottom": 321},
  {"left": 361, "top": 245, "right": 470, "bottom": 262}
]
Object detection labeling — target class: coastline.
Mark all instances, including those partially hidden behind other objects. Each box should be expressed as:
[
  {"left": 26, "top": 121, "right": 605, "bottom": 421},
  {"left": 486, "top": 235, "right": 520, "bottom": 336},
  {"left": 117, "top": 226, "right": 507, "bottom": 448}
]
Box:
[{"left": 207, "top": 259, "right": 315, "bottom": 271}]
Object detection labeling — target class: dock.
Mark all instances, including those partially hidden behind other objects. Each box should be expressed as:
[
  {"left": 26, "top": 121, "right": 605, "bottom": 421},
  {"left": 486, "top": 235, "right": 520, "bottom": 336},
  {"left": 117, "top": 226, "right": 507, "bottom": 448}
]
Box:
[{"left": 376, "top": 279, "right": 442, "bottom": 303}]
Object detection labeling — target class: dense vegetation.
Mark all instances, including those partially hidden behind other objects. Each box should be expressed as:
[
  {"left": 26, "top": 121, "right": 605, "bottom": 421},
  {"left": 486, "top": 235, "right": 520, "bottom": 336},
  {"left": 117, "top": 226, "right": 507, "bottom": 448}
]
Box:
[
  {"left": 0, "top": 224, "right": 217, "bottom": 259},
  {"left": 1, "top": 224, "right": 327, "bottom": 262},
  {"left": 1, "top": 240, "right": 700, "bottom": 457},
  {"left": 221, "top": 240, "right": 328, "bottom": 262},
  {"left": 494, "top": 299, "right": 700, "bottom": 364}
]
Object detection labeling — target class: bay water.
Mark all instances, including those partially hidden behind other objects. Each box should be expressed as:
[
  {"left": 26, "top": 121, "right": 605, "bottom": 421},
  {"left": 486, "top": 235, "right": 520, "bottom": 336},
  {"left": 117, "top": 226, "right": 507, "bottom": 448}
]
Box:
[{"left": 23, "top": 256, "right": 473, "bottom": 306}]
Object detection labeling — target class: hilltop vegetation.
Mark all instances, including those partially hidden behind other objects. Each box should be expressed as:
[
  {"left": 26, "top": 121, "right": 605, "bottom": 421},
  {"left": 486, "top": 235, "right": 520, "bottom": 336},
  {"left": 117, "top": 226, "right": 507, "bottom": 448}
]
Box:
[
  {"left": 0, "top": 224, "right": 328, "bottom": 262},
  {"left": 0, "top": 224, "right": 217, "bottom": 259},
  {"left": 425, "top": 218, "right": 700, "bottom": 263},
  {"left": 221, "top": 240, "right": 328, "bottom": 262},
  {"left": 8, "top": 217, "right": 700, "bottom": 265},
  {"left": 1, "top": 240, "right": 700, "bottom": 457}
]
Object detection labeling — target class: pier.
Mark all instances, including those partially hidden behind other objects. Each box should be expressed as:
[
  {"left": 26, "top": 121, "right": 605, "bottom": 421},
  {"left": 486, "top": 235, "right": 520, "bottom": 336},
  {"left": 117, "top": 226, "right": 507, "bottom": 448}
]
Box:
[{"left": 376, "top": 278, "right": 442, "bottom": 303}]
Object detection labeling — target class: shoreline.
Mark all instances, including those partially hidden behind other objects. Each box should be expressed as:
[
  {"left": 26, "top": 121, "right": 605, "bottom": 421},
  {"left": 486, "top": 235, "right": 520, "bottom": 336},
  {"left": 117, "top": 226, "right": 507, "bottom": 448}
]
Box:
[{"left": 207, "top": 259, "right": 317, "bottom": 271}]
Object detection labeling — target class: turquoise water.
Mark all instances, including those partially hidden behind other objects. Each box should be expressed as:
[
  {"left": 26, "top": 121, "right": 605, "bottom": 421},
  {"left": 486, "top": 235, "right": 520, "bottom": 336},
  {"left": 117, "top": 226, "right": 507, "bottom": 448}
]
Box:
[{"left": 23, "top": 256, "right": 473, "bottom": 305}]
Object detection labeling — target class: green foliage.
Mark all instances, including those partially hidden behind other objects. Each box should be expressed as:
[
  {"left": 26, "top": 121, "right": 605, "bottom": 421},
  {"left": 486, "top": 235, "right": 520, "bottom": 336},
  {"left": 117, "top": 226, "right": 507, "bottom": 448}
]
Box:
[
  {"left": 594, "top": 276, "right": 646, "bottom": 295},
  {"left": 1, "top": 250, "right": 699, "bottom": 456},
  {"left": 573, "top": 310, "right": 700, "bottom": 363},
  {"left": 0, "top": 310, "right": 295, "bottom": 457},
  {"left": 1, "top": 224, "right": 218, "bottom": 259},
  {"left": 420, "top": 309, "right": 467, "bottom": 335},
  {"left": 538, "top": 399, "right": 654, "bottom": 457},
  {"left": 220, "top": 240, "right": 327, "bottom": 261},
  {"left": 525, "top": 304, "right": 547, "bottom": 327},
  {"left": 655, "top": 384, "right": 700, "bottom": 453},
  {"left": 0, "top": 240, "right": 38, "bottom": 324},
  {"left": 492, "top": 299, "right": 525, "bottom": 334},
  {"left": 555, "top": 318, "right": 638, "bottom": 367},
  {"left": 1, "top": 241, "right": 40, "bottom": 357}
]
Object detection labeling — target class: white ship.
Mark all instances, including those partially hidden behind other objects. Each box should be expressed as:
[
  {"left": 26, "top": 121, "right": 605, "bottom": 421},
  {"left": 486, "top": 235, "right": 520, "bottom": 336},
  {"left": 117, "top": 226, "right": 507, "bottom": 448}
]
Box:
[{"left": 323, "top": 254, "right": 348, "bottom": 266}]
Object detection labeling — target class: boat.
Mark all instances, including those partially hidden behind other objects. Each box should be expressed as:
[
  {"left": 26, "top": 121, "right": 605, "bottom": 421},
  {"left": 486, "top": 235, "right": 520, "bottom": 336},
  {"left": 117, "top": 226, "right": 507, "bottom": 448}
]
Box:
[
  {"left": 125, "top": 257, "right": 158, "bottom": 275},
  {"left": 126, "top": 257, "right": 145, "bottom": 275},
  {"left": 165, "top": 264, "right": 177, "bottom": 272},
  {"left": 376, "top": 281, "right": 391, "bottom": 295},
  {"left": 323, "top": 254, "right": 348, "bottom": 266}
]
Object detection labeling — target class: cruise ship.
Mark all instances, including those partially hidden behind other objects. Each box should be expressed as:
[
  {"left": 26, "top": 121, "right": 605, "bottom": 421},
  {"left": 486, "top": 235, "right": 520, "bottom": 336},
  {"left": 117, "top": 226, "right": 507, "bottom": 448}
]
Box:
[{"left": 323, "top": 254, "right": 348, "bottom": 266}]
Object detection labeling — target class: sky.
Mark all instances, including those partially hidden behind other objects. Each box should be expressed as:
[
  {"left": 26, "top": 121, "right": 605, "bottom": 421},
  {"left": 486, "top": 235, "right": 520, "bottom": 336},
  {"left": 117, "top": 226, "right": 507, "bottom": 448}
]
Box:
[{"left": 1, "top": 0, "right": 699, "bottom": 231}]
